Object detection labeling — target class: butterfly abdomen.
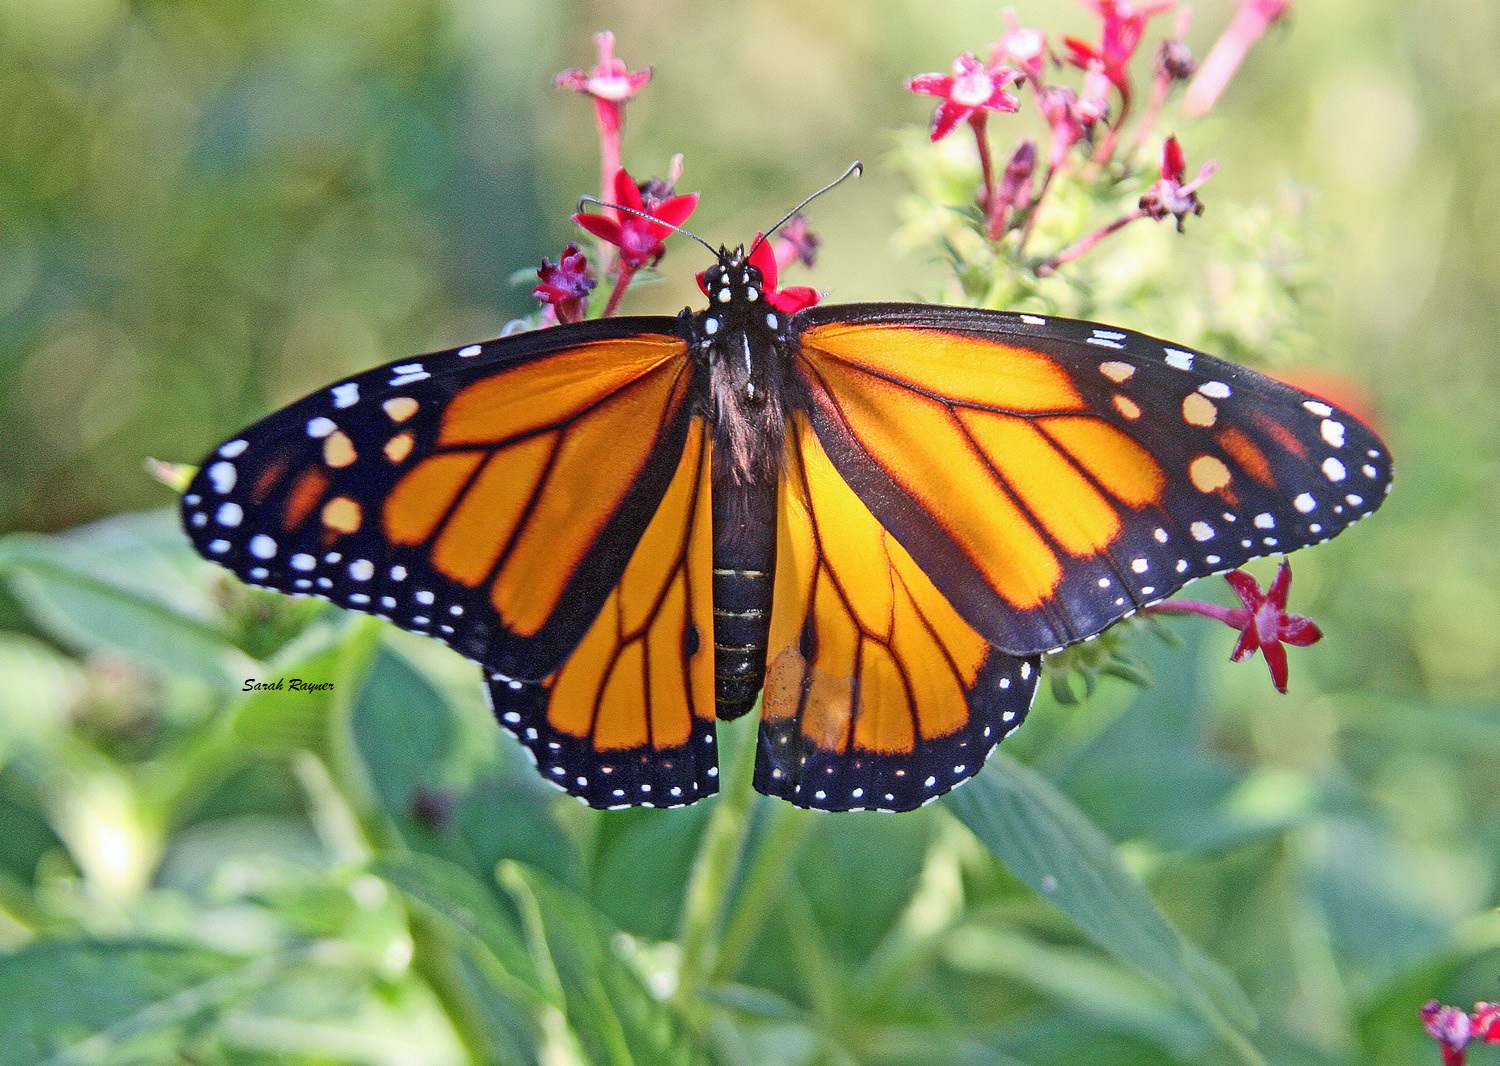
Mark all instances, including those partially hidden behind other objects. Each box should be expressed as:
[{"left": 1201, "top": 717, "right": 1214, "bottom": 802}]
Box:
[{"left": 710, "top": 478, "right": 777, "bottom": 720}]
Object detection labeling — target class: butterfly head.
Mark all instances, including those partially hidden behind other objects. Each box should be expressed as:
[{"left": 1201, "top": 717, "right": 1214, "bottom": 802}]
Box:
[{"left": 701, "top": 246, "right": 768, "bottom": 311}]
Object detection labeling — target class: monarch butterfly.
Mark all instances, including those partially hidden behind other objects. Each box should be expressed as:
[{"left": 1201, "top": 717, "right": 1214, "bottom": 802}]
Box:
[{"left": 181, "top": 220, "right": 1391, "bottom": 813}]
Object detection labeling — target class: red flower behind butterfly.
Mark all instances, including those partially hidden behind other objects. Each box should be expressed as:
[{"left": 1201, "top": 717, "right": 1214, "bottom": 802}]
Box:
[
  {"left": 696, "top": 234, "right": 821, "bottom": 315},
  {"left": 907, "top": 53, "right": 1021, "bottom": 142},
  {"left": 1148, "top": 561, "right": 1320, "bottom": 693},
  {"left": 574, "top": 166, "right": 698, "bottom": 317},
  {"left": 574, "top": 167, "right": 698, "bottom": 274},
  {"left": 533, "top": 242, "right": 596, "bottom": 324},
  {"left": 1063, "top": 0, "right": 1176, "bottom": 110},
  {"left": 1139, "top": 134, "right": 1218, "bottom": 231}
]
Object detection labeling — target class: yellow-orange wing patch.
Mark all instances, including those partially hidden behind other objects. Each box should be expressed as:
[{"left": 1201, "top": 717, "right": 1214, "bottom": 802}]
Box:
[
  {"left": 792, "top": 306, "right": 1393, "bottom": 656},
  {"left": 180, "top": 323, "right": 697, "bottom": 681},
  {"left": 486, "top": 422, "right": 718, "bottom": 809},
  {"left": 755, "top": 414, "right": 1039, "bottom": 812}
]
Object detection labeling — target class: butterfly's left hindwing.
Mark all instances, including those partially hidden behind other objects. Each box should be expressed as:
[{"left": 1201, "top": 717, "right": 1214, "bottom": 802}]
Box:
[
  {"left": 181, "top": 319, "right": 695, "bottom": 680},
  {"left": 487, "top": 420, "right": 718, "bottom": 808},
  {"left": 792, "top": 304, "right": 1393, "bottom": 657}
]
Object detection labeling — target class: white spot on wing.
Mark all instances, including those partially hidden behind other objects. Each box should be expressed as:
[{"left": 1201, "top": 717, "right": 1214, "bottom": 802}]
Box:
[
  {"left": 1294, "top": 493, "right": 1316, "bottom": 513},
  {"left": 331, "top": 383, "right": 359, "bottom": 408},
  {"left": 1190, "top": 521, "right": 1214, "bottom": 541},
  {"left": 1198, "top": 381, "right": 1231, "bottom": 399},
  {"left": 249, "top": 534, "right": 277, "bottom": 559},
  {"left": 1164, "top": 348, "right": 1195, "bottom": 370},
  {"left": 208, "top": 462, "right": 236, "bottom": 493},
  {"left": 1322, "top": 457, "right": 1347, "bottom": 482},
  {"left": 219, "top": 440, "right": 248, "bottom": 458},
  {"left": 458, "top": 344, "right": 482, "bottom": 358},
  {"left": 1320, "top": 419, "right": 1346, "bottom": 448},
  {"left": 1303, "top": 400, "right": 1334, "bottom": 417}
]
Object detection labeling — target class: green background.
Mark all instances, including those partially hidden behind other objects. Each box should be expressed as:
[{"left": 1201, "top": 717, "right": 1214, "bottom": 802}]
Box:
[{"left": 0, "top": 1, "right": 1495, "bottom": 1063}]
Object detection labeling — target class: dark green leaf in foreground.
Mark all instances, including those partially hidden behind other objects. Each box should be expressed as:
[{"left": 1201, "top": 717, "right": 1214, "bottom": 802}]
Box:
[
  {"left": 945, "top": 753, "right": 1258, "bottom": 1045},
  {"left": 0, "top": 939, "right": 274, "bottom": 1066},
  {"left": 0, "top": 511, "right": 254, "bottom": 687}
]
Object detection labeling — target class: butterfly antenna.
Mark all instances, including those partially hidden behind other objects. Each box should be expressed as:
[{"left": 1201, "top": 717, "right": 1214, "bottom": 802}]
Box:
[
  {"left": 748, "top": 161, "right": 863, "bottom": 259},
  {"left": 576, "top": 195, "right": 718, "bottom": 256}
]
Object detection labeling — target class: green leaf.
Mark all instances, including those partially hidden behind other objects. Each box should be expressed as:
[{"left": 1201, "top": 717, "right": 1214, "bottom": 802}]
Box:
[
  {"left": 373, "top": 851, "right": 540, "bottom": 999},
  {"left": 503, "top": 863, "right": 710, "bottom": 1066},
  {"left": 0, "top": 938, "right": 281, "bottom": 1066},
  {"left": 944, "top": 753, "right": 1258, "bottom": 1046},
  {"left": 0, "top": 511, "right": 254, "bottom": 687}
]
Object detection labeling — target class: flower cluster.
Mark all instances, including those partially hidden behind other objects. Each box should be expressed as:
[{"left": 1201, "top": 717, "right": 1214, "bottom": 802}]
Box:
[
  {"left": 1422, "top": 1001, "right": 1500, "bottom": 1066},
  {"left": 545, "top": 32, "right": 821, "bottom": 322},
  {"left": 905, "top": 0, "right": 1284, "bottom": 269}
]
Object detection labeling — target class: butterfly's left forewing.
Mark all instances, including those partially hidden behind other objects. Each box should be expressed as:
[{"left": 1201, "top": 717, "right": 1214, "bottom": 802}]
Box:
[
  {"left": 757, "top": 413, "right": 1040, "bottom": 812},
  {"left": 181, "top": 320, "right": 696, "bottom": 681},
  {"left": 792, "top": 305, "right": 1393, "bottom": 656}
]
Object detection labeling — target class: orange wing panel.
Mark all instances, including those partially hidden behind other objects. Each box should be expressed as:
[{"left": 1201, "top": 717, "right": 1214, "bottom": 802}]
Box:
[
  {"left": 755, "top": 415, "right": 1039, "bottom": 812},
  {"left": 489, "top": 421, "right": 718, "bottom": 807}
]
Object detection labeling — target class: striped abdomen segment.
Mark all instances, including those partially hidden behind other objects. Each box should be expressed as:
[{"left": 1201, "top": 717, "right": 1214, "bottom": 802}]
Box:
[{"left": 711, "top": 479, "right": 777, "bottom": 720}]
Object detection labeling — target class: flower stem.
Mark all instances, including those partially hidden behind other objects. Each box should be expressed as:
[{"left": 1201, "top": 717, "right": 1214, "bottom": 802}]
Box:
[
  {"left": 673, "top": 713, "right": 760, "bottom": 1024},
  {"left": 711, "top": 799, "right": 814, "bottom": 984},
  {"left": 1035, "top": 208, "right": 1144, "bottom": 275}
]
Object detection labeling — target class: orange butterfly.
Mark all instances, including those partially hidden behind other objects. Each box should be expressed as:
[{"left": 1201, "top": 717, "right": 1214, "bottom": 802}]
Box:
[{"left": 183, "top": 237, "right": 1391, "bottom": 811}]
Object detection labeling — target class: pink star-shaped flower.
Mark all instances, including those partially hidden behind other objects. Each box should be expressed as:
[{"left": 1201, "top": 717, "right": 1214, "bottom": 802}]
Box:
[
  {"left": 554, "top": 30, "right": 651, "bottom": 103},
  {"left": 573, "top": 167, "right": 698, "bottom": 273},
  {"left": 1148, "top": 560, "right": 1321, "bottom": 693},
  {"left": 907, "top": 53, "right": 1021, "bottom": 142}
]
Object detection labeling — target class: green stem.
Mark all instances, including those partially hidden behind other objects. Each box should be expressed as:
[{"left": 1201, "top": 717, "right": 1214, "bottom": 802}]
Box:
[
  {"left": 673, "top": 714, "right": 759, "bottom": 1022},
  {"left": 711, "top": 800, "right": 813, "bottom": 984}
]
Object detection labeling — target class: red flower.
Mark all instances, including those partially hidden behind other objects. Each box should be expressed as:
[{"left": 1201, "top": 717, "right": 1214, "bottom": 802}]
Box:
[
  {"left": 907, "top": 53, "right": 1021, "bottom": 142},
  {"left": 554, "top": 30, "right": 651, "bottom": 103},
  {"left": 992, "top": 10, "right": 1048, "bottom": 84},
  {"left": 1063, "top": 0, "right": 1175, "bottom": 108},
  {"left": 1148, "top": 561, "right": 1321, "bottom": 693},
  {"left": 696, "top": 234, "right": 821, "bottom": 315},
  {"left": 1139, "top": 134, "right": 1218, "bottom": 231},
  {"left": 1474, "top": 1003, "right": 1500, "bottom": 1044},
  {"left": 1423, "top": 1001, "right": 1475, "bottom": 1066},
  {"left": 573, "top": 167, "right": 698, "bottom": 273},
  {"left": 533, "top": 242, "right": 596, "bottom": 324}
]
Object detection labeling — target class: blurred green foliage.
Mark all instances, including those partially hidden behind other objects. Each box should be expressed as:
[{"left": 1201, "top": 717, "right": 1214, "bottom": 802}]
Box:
[{"left": 2, "top": 1, "right": 1498, "bottom": 1064}]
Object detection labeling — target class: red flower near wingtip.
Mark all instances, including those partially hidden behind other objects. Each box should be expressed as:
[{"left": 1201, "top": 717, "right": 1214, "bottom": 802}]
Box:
[
  {"left": 696, "top": 235, "right": 821, "bottom": 315},
  {"left": 1148, "top": 561, "right": 1321, "bottom": 693},
  {"left": 573, "top": 167, "right": 698, "bottom": 273},
  {"left": 907, "top": 53, "right": 1021, "bottom": 142}
]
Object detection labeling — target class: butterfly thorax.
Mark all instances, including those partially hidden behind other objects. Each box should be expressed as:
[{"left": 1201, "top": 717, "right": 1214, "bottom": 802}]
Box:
[
  {"left": 692, "top": 249, "right": 792, "bottom": 489},
  {"left": 690, "top": 247, "right": 793, "bottom": 720}
]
